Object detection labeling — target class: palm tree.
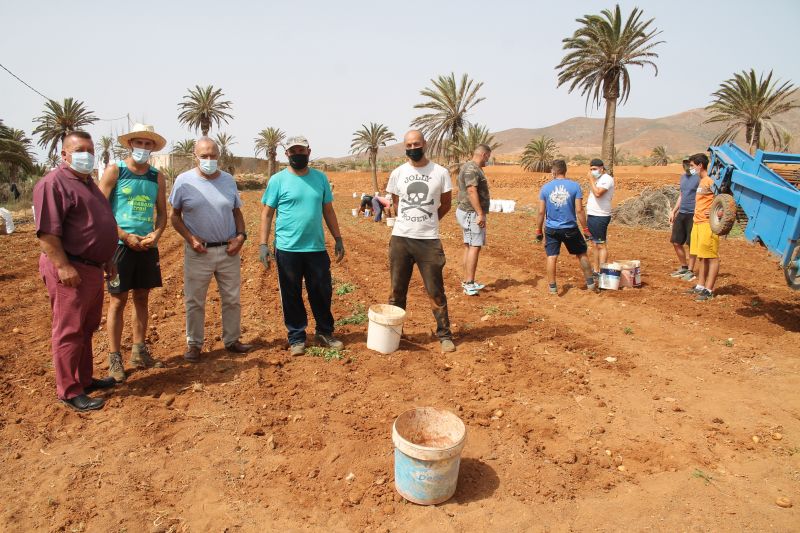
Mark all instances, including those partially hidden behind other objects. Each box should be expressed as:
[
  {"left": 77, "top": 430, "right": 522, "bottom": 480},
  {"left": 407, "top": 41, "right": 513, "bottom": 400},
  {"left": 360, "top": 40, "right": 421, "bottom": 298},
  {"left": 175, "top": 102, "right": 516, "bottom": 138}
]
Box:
[
  {"left": 215, "top": 132, "right": 237, "bottom": 174},
  {"left": 775, "top": 131, "right": 793, "bottom": 153},
  {"left": 254, "top": 127, "right": 286, "bottom": 178},
  {"left": 650, "top": 145, "right": 669, "bottom": 166},
  {"left": 0, "top": 121, "right": 34, "bottom": 181},
  {"left": 171, "top": 139, "right": 196, "bottom": 171},
  {"left": 32, "top": 97, "right": 98, "bottom": 155},
  {"left": 556, "top": 5, "right": 663, "bottom": 174},
  {"left": 350, "top": 122, "right": 396, "bottom": 192},
  {"left": 704, "top": 69, "right": 797, "bottom": 154},
  {"left": 112, "top": 138, "right": 128, "bottom": 161},
  {"left": 447, "top": 123, "right": 501, "bottom": 164},
  {"left": 521, "top": 136, "right": 558, "bottom": 172},
  {"left": 177, "top": 85, "right": 233, "bottom": 136},
  {"left": 411, "top": 73, "right": 486, "bottom": 163},
  {"left": 171, "top": 139, "right": 196, "bottom": 157},
  {"left": 613, "top": 146, "right": 625, "bottom": 165},
  {"left": 45, "top": 153, "right": 61, "bottom": 169},
  {"left": 96, "top": 136, "right": 115, "bottom": 167}
]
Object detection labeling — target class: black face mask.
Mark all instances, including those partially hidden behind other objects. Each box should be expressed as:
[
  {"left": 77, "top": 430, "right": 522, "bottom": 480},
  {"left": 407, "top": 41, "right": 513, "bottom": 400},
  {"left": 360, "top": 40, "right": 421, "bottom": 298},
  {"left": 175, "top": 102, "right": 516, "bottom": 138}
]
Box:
[
  {"left": 289, "top": 153, "right": 309, "bottom": 170},
  {"left": 405, "top": 147, "right": 424, "bottom": 162}
]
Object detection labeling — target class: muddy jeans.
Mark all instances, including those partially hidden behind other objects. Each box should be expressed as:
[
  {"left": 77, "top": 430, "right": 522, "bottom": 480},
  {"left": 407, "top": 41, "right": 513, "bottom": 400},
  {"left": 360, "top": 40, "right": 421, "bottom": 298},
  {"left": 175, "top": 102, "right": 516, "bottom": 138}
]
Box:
[
  {"left": 388, "top": 236, "right": 451, "bottom": 340},
  {"left": 183, "top": 244, "right": 241, "bottom": 348}
]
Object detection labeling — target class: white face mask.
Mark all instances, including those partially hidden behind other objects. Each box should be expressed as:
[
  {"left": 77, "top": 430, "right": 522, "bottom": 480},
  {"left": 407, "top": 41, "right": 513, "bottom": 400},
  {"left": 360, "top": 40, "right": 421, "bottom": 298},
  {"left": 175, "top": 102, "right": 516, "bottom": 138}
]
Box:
[
  {"left": 689, "top": 168, "right": 698, "bottom": 176},
  {"left": 199, "top": 159, "right": 218, "bottom": 174},
  {"left": 591, "top": 169, "right": 601, "bottom": 178},
  {"left": 69, "top": 151, "right": 95, "bottom": 174},
  {"left": 131, "top": 147, "right": 151, "bottom": 164}
]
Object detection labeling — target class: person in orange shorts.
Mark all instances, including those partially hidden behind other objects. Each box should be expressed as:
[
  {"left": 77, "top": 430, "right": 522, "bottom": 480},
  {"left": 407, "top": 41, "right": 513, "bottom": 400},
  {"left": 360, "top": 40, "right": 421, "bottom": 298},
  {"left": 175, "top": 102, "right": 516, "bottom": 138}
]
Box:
[{"left": 686, "top": 153, "right": 719, "bottom": 301}]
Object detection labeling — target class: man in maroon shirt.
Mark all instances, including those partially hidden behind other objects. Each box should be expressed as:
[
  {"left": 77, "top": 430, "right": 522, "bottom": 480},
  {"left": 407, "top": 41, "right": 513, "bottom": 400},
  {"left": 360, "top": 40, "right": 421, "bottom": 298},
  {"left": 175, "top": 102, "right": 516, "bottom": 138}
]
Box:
[{"left": 34, "top": 131, "right": 120, "bottom": 411}]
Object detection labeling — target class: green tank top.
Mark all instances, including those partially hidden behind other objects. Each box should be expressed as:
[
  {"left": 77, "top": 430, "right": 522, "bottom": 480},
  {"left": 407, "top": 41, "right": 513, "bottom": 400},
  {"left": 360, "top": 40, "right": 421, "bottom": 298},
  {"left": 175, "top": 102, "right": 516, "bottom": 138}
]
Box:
[{"left": 109, "top": 161, "right": 159, "bottom": 239}]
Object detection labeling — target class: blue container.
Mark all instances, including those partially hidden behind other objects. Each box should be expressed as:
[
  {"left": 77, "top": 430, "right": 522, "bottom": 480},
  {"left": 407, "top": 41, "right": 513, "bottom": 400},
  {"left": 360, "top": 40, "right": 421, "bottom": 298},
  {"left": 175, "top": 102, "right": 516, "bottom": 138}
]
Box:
[{"left": 392, "top": 407, "right": 467, "bottom": 505}]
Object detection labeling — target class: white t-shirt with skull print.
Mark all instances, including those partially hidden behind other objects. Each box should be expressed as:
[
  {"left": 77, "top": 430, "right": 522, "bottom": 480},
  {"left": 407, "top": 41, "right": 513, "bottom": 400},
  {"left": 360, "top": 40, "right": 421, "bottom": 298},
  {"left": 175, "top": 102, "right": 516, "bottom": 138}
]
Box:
[{"left": 387, "top": 161, "right": 453, "bottom": 239}]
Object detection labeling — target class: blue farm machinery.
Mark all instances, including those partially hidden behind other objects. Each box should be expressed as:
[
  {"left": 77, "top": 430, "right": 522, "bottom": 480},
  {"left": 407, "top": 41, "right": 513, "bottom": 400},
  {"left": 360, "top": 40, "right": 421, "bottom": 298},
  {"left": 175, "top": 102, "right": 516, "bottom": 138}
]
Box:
[{"left": 707, "top": 142, "right": 800, "bottom": 290}]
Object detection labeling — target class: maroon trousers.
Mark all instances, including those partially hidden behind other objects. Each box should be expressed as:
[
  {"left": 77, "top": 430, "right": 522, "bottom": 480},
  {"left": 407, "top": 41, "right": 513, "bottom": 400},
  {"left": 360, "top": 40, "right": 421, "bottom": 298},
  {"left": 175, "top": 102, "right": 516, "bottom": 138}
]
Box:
[{"left": 39, "top": 254, "right": 104, "bottom": 400}]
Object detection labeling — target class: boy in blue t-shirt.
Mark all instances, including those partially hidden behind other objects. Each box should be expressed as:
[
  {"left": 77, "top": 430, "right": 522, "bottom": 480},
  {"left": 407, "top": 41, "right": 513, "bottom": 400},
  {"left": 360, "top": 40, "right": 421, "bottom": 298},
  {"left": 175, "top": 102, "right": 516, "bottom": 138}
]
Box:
[{"left": 535, "top": 159, "right": 596, "bottom": 294}]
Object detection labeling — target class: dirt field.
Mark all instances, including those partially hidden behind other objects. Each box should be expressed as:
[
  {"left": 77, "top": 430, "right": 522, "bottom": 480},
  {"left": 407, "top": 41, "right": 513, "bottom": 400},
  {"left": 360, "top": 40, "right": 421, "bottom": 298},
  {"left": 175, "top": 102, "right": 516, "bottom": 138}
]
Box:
[{"left": 1, "top": 165, "right": 798, "bottom": 532}]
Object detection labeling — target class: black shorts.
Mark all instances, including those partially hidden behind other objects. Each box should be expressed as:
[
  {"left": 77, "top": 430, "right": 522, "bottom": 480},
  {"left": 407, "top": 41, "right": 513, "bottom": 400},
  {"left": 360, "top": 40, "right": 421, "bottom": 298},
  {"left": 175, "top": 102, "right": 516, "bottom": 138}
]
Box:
[
  {"left": 107, "top": 244, "right": 163, "bottom": 294},
  {"left": 587, "top": 215, "right": 611, "bottom": 244},
  {"left": 544, "top": 227, "right": 588, "bottom": 257},
  {"left": 671, "top": 212, "right": 694, "bottom": 245}
]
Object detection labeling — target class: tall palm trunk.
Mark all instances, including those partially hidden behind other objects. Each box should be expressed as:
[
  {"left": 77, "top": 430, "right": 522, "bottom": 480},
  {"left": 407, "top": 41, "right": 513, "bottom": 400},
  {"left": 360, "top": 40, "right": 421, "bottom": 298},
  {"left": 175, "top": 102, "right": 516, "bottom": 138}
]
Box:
[
  {"left": 601, "top": 97, "right": 618, "bottom": 175},
  {"left": 370, "top": 150, "right": 379, "bottom": 193},
  {"left": 201, "top": 118, "right": 210, "bottom": 137}
]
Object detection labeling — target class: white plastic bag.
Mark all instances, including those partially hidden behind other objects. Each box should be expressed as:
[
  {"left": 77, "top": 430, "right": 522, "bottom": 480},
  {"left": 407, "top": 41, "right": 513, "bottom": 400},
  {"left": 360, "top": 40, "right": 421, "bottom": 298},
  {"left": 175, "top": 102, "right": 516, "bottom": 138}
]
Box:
[{"left": 0, "top": 208, "right": 14, "bottom": 234}]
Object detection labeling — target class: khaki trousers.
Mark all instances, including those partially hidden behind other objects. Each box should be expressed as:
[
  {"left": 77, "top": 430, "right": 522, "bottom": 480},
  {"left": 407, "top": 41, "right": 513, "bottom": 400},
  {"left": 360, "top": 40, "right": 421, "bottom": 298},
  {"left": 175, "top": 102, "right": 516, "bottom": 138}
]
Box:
[{"left": 183, "top": 244, "right": 241, "bottom": 347}]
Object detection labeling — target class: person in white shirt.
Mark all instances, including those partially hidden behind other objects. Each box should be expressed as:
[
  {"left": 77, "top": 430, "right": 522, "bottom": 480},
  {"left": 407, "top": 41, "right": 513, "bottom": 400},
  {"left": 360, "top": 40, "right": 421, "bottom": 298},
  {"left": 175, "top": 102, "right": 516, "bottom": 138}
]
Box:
[
  {"left": 386, "top": 130, "right": 455, "bottom": 353},
  {"left": 586, "top": 158, "right": 615, "bottom": 276}
]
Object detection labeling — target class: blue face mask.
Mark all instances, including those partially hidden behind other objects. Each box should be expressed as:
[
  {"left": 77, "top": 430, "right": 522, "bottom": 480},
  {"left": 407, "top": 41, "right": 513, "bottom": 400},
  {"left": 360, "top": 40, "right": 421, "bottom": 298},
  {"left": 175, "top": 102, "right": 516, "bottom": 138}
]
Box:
[
  {"left": 199, "top": 159, "right": 218, "bottom": 174},
  {"left": 591, "top": 169, "right": 601, "bottom": 178},
  {"left": 131, "top": 148, "right": 151, "bottom": 164},
  {"left": 69, "top": 151, "right": 95, "bottom": 175},
  {"left": 689, "top": 168, "right": 698, "bottom": 176}
]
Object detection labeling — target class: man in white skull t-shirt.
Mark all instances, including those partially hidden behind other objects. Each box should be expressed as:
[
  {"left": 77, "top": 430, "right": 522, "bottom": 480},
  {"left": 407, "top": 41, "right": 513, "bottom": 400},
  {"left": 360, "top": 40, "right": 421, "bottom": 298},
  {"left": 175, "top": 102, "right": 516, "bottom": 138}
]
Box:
[
  {"left": 387, "top": 162, "right": 452, "bottom": 238},
  {"left": 385, "top": 130, "right": 455, "bottom": 353}
]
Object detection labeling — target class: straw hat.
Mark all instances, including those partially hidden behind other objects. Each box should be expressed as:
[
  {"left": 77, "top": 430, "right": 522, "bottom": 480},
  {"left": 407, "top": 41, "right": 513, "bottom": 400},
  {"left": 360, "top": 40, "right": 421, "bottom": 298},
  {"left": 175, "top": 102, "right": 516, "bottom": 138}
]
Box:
[{"left": 118, "top": 123, "right": 167, "bottom": 152}]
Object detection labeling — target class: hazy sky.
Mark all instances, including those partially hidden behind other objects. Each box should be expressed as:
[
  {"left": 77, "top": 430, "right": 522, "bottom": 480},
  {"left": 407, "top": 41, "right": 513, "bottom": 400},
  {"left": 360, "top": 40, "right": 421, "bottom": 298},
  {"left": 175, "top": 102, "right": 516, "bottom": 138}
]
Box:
[{"left": 2, "top": 0, "right": 799, "bottom": 162}]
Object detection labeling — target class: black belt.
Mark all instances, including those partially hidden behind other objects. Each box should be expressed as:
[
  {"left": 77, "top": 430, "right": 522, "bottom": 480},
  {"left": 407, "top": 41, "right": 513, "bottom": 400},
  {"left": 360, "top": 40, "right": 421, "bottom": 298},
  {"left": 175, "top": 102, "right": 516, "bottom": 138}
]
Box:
[
  {"left": 204, "top": 241, "right": 228, "bottom": 248},
  {"left": 66, "top": 254, "right": 103, "bottom": 268}
]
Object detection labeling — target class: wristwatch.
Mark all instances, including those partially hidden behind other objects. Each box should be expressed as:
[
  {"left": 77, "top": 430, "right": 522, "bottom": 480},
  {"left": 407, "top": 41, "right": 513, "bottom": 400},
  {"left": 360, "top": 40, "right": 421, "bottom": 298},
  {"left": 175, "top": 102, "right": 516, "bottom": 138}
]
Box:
[{"left": 236, "top": 231, "right": 247, "bottom": 241}]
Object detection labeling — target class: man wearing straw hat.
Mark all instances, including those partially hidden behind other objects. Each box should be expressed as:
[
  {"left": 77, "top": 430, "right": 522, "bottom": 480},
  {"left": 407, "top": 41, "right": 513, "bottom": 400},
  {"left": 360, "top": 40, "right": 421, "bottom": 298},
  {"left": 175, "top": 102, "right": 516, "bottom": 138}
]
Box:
[{"left": 99, "top": 124, "right": 168, "bottom": 382}]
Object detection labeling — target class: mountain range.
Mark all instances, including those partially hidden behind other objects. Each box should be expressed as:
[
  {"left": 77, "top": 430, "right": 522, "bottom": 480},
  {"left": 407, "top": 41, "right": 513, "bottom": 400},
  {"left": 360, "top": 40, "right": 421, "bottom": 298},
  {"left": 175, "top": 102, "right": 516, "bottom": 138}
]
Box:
[{"left": 331, "top": 107, "right": 800, "bottom": 161}]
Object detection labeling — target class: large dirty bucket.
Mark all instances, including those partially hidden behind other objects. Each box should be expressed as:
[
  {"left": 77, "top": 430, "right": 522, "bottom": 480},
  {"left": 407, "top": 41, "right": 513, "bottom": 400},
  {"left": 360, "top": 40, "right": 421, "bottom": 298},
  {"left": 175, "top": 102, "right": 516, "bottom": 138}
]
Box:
[
  {"left": 392, "top": 407, "right": 467, "bottom": 505},
  {"left": 367, "top": 304, "right": 406, "bottom": 354},
  {"left": 618, "top": 260, "right": 642, "bottom": 288}
]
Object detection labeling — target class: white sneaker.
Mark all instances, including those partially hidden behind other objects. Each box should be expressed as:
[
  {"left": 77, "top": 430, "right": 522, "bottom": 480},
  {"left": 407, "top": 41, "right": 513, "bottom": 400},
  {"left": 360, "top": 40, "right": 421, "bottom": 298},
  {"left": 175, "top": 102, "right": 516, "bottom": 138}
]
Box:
[{"left": 464, "top": 285, "right": 480, "bottom": 296}]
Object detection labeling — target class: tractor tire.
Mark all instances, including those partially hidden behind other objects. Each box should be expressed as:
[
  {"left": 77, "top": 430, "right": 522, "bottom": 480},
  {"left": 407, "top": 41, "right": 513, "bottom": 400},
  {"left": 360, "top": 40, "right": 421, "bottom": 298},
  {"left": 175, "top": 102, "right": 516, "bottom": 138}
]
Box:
[
  {"left": 709, "top": 194, "right": 737, "bottom": 236},
  {"left": 784, "top": 244, "right": 800, "bottom": 291}
]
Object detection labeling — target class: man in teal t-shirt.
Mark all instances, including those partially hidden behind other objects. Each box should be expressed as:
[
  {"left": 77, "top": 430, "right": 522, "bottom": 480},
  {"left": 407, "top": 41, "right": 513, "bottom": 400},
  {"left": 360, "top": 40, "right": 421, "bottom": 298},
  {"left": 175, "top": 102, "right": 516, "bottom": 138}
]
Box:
[
  {"left": 259, "top": 135, "right": 345, "bottom": 355},
  {"left": 99, "top": 124, "right": 168, "bottom": 382}
]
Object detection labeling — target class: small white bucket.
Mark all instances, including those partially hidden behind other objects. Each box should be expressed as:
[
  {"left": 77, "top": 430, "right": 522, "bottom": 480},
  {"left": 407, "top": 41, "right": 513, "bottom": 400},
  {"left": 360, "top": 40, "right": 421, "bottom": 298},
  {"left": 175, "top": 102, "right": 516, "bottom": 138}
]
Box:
[
  {"left": 364, "top": 209, "right": 371, "bottom": 218},
  {"left": 352, "top": 192, "right": 358, "bottom": 198},
  {"left": 599, "top": 262, "right": 621, "bottom": 290},
  {"left": 502, "top": 200, "right": 516, "bottom": 213},
  {"left": 386, "top": 218, "right": 396, "bottom": 227},
  {"left": 367, "top": 304, "right": 406, "bottom": 354},
  {"left": 351, "top": 208, "right": 358, "bottom": 217}
]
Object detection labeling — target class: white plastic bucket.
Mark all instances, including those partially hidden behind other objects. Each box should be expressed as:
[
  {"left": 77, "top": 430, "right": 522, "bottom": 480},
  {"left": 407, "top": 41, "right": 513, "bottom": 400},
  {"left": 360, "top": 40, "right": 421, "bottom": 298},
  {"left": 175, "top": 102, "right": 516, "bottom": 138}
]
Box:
[
  {"left": 352, "top": 192, "right": 358, "bottom": 198},
  {"left": 599, "top": 262, "right": 621, "bottom": 290},
  {"left": 367, "top": 304, "right": 406, "bottom": 354},
  {"left": 618, "top": 260, "right": 642, "bottom": 288},
  {"left": 503, "top": 200, "right": 516, "bottom": 213},
  {"left": 364, "top": 209, "right": 371, "bottom": 218},
  {"left": 393, "top": 407, "right": 467, "bottom": 505},
  {"left": 351, "top": 208, "right": 358, "bottom": 217},
  {"left": 386, "top": 218, "right": 396, "bottom": 227}
]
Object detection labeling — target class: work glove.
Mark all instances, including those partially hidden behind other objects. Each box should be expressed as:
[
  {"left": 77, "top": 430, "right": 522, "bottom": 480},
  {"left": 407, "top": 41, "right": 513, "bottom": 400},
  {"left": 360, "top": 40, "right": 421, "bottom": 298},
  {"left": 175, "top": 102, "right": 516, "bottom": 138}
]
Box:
[
  {"left": 259, "top": 243, "right": 273, "bottom": 269},
  {"left": 334, "top": 237, "right": 345, "bottom": 262}
]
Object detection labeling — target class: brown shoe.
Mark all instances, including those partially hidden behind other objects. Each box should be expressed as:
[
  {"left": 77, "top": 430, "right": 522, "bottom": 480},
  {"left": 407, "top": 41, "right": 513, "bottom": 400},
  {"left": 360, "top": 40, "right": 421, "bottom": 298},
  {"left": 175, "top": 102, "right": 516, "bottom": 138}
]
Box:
[
  {"left": 108, "top": 352, "right": 126, "bottom": 382},
  {"left": 131, "top": 343, "right": 164, "bottom": 368},
  {"left": 225, "top": 341, "right": 254, "bottom": 354},
  {"left": 184, "top": 345, "right": 201, "bottom": 363}
]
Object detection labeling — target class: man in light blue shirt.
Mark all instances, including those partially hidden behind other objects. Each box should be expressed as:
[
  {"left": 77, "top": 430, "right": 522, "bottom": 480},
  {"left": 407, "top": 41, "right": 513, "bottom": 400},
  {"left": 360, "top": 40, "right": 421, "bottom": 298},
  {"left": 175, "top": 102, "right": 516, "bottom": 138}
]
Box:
[
  {"left": 259, "top": 135, "right": 345, "bottom": 355},
  {"left": 169, "top": 137, "right": 253, "bottom": 363},
  {"left": 535, "top": 159, "right": 595, "bottom": 295}
]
